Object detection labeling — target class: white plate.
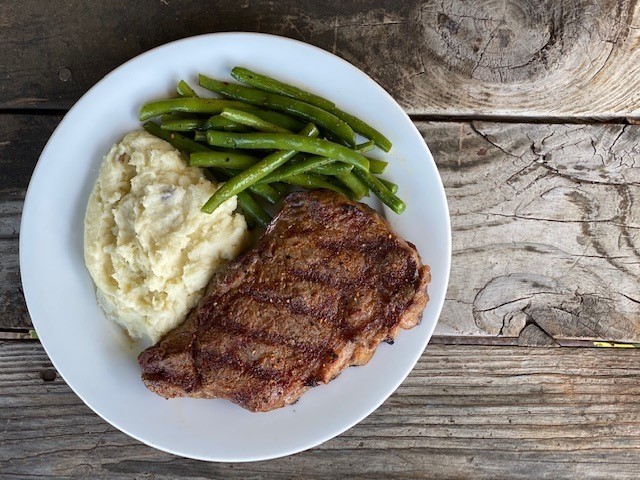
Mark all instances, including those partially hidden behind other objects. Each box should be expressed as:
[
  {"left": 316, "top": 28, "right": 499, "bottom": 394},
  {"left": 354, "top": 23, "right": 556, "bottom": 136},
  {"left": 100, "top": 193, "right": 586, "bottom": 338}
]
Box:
[{"left": 20, "top": 32, "right": 451, "bottom": 462}]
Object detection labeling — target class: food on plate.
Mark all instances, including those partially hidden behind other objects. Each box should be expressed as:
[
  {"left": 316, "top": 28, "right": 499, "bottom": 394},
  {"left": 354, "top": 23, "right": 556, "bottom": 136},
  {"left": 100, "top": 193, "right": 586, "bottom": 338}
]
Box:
[
  {"left": 83, "top": 131, "right": 249, "bottom": 342},
  {"left": 138, "top": 190, "right": 430, "bottom": 412},
  {"left": 198, "top": 75, "right": 356, "bottom": 146},
  {"left": 142, "top": 122, "right": 273, "bottom": 228},
  {"left": 229, "top": 67, "right": 392, "bottom": 152},
  {"left": 139, "top": 66, "right": 404, "bottom": 222}
]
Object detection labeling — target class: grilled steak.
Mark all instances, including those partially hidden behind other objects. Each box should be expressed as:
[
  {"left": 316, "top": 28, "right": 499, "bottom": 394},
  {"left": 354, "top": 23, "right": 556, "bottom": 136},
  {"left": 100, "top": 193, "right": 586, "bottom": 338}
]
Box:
[{"left": 138, "top": 189, "right": 431, "bottom": 412}]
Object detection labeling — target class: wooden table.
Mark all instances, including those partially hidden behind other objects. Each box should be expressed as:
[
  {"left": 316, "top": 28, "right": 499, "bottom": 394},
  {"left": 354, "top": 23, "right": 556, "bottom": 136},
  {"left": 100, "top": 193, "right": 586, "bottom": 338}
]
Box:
[{"left": 2, "top": 1, "right": 640, "bottom": 478}]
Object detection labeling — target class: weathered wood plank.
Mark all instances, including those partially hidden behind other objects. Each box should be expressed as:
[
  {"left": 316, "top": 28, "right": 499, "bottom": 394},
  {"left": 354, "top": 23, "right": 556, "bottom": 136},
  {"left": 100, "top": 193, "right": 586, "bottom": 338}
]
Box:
[
  {"left": 430, "top": 121, "right": 640, "bottom": 342},
  {"left": 0, "top": 114, "right": 61, "bottom": 190},
  {"left": 3, "top": 115, "right": 640, "bottom": 342},
  {"left": 2, "top": 342, "right": 640, "bottom": 479},
  {"left": 0, "top": 115, "right": 60, "bottom": 330},
  {"left": 2, "top": 1, "right": 640, "bottom": 119}
]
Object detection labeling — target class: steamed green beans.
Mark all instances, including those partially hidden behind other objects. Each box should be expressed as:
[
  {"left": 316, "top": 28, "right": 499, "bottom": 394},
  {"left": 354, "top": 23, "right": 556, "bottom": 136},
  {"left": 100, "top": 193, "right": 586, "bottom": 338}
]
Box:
[
  {"left": 143, "top": 121, "right": 209, "bottom": 153},
  {"left": 335, "top": 171, "right": 369, "bottom": 200},
  {"left": 203, "top": 115, "right": 252, "bottom": 132},
  {"left": 236, "top": 191, "right": 270, "bottom": 228},
  {"left": 205, "top": 132, "right": 369, "bottom": 171},
  {"left": 203, "top": 109, "right": 304, "bottom": 132},
  {"left": 242, "top": 109, "right": 305, "bottom": 131},
  {"left": 140, "top": 98, "right": 253, "bottom": 121},
  {"left": 230, "top": 67, "right": 392, "bottom": 151},
  {"left": 284, "top": 173, "right": 351, "bottom": 198},
  {"left": 161, "top": 117, "right": 206, "bottom": 131},
  {"left": 355, "top": 140, "right": 375, "bottom": 154},
  {"left": 310, "top": 162, "right": 353, "bottom": 176},
  {"left": 330, "top": 109, "right": 392, "bottom": 152},
  {"left": 379, "top": 178, "right": 399, "bottom": 194},
  {"left": 177, "top": 80, "right": 197, "bottom": 98},
  {"left": 190, "top": 151, "right": 259, "bottom": 169},
  {"left": 201, "top": 124, "right": 320, "bottom": 214},
  {"left": 258, "top": 156, "right": 351, "bottom": 185},
  {"left": 231, "top": 67, "right": 335, "bottom": 111},
  {"left": 257, "top": 156, "right": 333, "bottom": 184},
  {"left": 143, "top": 67, "right": 405, "bottom": 217},
  {"left": 354, "top": 169, "right": 405, "bottom": 214},
  {"left": 220, "top": 108, "right": 291, "bottom": 133},
  {"left": 368, "top": 158, "right": 388, "bottom": 175},
  {"left": 199, "top": 74, "right": 356, "bottom": 146}
]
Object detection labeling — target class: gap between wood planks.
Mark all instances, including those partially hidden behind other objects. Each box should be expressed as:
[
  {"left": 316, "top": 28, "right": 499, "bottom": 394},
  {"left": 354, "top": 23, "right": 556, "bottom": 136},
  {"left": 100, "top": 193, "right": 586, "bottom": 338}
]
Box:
[
  {"left": 1, "top": 328, "right": 637, "bottom": 350},
  {"left": 2, "top": 107, "right": 639, "bottom": 125}
]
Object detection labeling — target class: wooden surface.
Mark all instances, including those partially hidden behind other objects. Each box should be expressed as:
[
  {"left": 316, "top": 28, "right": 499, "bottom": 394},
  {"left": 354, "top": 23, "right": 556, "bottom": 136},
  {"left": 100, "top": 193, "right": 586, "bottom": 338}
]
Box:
[
  {"left": 2, "top": 0, "right": 640, "bottom": 119},
  {"left": 3, "top": 342, "right": 640, "bottom": 479},
  {"left": 2, "top": 0, "right": 640, "bottom": 477}
]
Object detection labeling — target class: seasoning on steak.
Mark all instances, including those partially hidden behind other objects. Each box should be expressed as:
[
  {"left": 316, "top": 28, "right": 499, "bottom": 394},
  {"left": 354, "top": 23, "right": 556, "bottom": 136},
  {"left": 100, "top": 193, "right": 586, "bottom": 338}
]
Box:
[{"left": 138, "top": 189, "right": 431, "bottom": 412}]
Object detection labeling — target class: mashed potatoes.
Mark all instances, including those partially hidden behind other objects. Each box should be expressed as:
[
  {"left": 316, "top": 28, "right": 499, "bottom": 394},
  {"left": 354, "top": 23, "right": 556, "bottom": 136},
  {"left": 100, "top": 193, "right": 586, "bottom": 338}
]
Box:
[{"left": 84, "top": 131, "right": 249, "bottom": 342}]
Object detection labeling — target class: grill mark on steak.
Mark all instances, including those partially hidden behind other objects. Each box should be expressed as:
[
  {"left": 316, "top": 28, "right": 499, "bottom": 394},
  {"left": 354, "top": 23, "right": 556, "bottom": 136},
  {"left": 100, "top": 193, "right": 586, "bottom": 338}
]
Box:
[
  {"left": 199, "top": 310, "right": 328, "bottom": 359},
  {"left": 245, "top": 287, "right": 339, "bottom": 322},
  {"left": 139, "top": 190, "right": 431, "bottom": 412},
  {"left": 286, "top": 265, "right": 367, "bottom": 291}
]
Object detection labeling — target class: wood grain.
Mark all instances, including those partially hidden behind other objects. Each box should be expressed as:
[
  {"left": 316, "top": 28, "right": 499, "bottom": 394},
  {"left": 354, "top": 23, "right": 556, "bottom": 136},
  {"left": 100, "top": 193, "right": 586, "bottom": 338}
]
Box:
[
  {"left": 2, "top": 341, "right": 640, "bottom": 479},
  {"left": 2, "top": 0, "right": 640, "bottom": 119},
  {"left": 0, "top": 115, "right": 60, "bottom": 330},
  {"left": 430, "top": 121, "right": 640, "bottom": 341}
]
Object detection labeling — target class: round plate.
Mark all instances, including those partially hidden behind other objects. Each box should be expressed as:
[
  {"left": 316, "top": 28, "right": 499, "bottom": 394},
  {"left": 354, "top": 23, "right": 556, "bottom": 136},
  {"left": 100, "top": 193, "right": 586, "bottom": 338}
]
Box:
[{"left": 20, "top": 32, "right": 451, "bottom": 462}]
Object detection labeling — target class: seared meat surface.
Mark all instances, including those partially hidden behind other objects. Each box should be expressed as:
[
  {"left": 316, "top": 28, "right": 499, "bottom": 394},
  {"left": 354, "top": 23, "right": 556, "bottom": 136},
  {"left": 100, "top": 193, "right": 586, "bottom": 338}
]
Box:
[{"left": 138, "top": 190, "right": 430, "bottom": 412}]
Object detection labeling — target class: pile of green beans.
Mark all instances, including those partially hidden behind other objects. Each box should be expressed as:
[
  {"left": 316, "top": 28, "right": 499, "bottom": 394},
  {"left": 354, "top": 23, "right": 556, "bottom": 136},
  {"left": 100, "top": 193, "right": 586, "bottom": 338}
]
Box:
[{"left": 139, "top": 68, "right": 404, "bottom": 226}]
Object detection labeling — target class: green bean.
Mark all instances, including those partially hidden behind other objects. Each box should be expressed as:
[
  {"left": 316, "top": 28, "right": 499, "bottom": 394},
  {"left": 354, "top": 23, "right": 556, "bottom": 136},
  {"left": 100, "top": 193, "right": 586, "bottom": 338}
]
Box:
[
  {"left": 177, "top": 80, "right": 198, "bottom": 97},
  {"left": 218, "top": 107, "right": 305, "bottom": 131},
  {"left": 354, "top": 169, "right": 405, "bottom": 214},
  {"left": 331, "top": 109, "right": 392, "bottom": 152},
  {"left": 245, "top": 183, "right": 281, "bottom": 204},
  {"left": 161, "top": 112, "right": 201, "bottom": 121},
  {"left": 140, "top": 98, "right": 254, "bottom": 121},
  {"left": 161, "top": 117, "right": 206, "bottom": 131},
  {"left": 143, "top": 122, "right": 270, "bottom": 225},
  {"left": 311, "top": 162, "right": 353, "bottom": 176},
  {"left": 236, "top": 191, "right": 270, "bottom": 227},
  {"left": 206, "top": 169, "right": 271, "bottom": 227},
  {"left": 201, "top": 124, "right": 320, "bottom": 214},
  {"left": 205, "top": 109, "right": 304, "bottom": 132},
  {"left": 270, "top": 182, "right": 290, "bottom": 196},
  {"left": 192, "top": 132, "right": 258, "bottom": 157},
  {"left": 220, "top": 108, "right": 291, "bottom": 133},
  {"left": 335, "top": 171, "right": 369, "bottom": 200},
  {"left": 199, "top": 75, "right": 356, "bottom": 146},
  {"left": 284, "top": 173, "right": 351, "bottom": 198},
  {"left": 378, "top": 178, "right": 399, "bottom": 194},
  {"left": 206, "top": 132, "right": 369, "bottom": 171},
  {"left": 356, "top": 140, "right": 375, "bottom": 154},
  {"left": 204, "top": 115, "right": 252, "bottom": 132},
  {"left": 212, "top": 166, "right": 283, "bottom": 204},
  {"left": 250, "top": 110, "right": 305, "bottom": 131},
  {"left": 229, "top": 67, "right": 392, "bottom": 151},
  {"left": 143, "top": 122, "right": 209, "bottom": 153},
  {"left": 368, "top": 158, "right": 388, "bottom": 174},
  {"left": 231, "top": 67, "right": 335, "bottom": 111},
  {"left": 190, "top": 151, "right": 259, "bottom": 169},
  {"left": 258, "top": 156, "right": 350, "bottom": 185},
  {"left": 258, "top": 156, "right": 333, "bottom": 184}
]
